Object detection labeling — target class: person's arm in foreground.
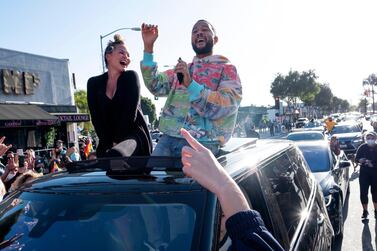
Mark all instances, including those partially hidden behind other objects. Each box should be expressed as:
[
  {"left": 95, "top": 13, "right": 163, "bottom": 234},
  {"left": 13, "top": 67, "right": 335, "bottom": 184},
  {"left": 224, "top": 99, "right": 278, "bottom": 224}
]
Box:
[{"left": 181, "top": 129, "right": 284, "bottom": 251}]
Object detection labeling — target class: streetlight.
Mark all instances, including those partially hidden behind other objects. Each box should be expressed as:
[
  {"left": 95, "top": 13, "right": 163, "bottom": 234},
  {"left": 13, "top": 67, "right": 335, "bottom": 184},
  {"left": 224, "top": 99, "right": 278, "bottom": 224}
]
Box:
[{"left": 100, "top": 27, "right": 141, "bottom": 72}]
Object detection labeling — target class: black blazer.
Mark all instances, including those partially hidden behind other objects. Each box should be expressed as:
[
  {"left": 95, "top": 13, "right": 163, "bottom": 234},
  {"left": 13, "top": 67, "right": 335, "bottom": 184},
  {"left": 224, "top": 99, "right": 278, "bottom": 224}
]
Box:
[{"left": 87, "top": 71, "right": 152, "bottom": 157}]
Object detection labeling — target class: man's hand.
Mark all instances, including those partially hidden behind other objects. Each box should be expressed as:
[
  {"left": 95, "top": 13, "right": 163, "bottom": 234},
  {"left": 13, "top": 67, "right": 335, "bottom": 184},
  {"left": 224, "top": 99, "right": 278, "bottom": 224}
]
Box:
[
  {"left": 141, "top": 23, "right": 158, "bottom": 53},
  {"left": 0, "top": 137, "right": 12, "bottom": 157},
  {"left": 175, "top": 59, "right": 192, "bottom": 87}
]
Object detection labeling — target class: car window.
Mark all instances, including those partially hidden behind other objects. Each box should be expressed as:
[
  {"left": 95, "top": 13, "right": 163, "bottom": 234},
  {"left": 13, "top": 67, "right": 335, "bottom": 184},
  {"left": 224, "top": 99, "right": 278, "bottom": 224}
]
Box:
[
  {"left": 332, "top": 125, "right": 360, "bottom": 134},
  {"left": 287, "top": 148, "right": 313, "bottom": 199},
  {"left": 298, "top": 145, "right": 331, "bottom": 172},
  {"left": 0, "top": 193, "right": 196, "bottom": 251},
  {"left": 259, "top": 153, "right": 307, "bottom": 242},
  {"left": 287, "top": 133, "right": 323, "bottom": 141}
]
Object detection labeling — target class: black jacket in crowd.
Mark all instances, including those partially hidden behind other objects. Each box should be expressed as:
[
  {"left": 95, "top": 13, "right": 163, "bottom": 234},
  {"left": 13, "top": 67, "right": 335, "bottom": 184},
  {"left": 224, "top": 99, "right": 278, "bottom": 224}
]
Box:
[{"left": 87, "top": 70, "right": 152, "bottom": 157}]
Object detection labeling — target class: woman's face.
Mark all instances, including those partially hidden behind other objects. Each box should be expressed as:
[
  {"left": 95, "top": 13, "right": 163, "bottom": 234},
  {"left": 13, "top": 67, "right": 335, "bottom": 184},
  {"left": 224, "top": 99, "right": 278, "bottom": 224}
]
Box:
[{"left": 106, "top": 44, "right": 130, "bottom": 72}]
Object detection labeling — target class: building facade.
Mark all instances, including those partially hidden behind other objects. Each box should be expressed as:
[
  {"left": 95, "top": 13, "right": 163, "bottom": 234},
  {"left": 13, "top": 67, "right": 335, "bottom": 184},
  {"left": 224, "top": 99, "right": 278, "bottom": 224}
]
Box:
[{"left": 0, "top": 48, "right": 89, "bottom": 151}]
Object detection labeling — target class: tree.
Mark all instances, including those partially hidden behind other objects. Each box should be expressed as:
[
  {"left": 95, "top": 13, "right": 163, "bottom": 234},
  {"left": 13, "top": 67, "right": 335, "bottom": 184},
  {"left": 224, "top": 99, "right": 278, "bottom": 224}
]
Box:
[
  {"left": 74, "top": 90, "right": 92, "bottom": 132},
  {"left": 362, "top": 73, "right": 377, "bottom": 113},
  {"left": 74, "top": 90, "right": 89, "bottom": 113},
  {"left": 270, "top": 70, "right": 320, "bottom": 107},
  {"left": 140, "top": 96, "right": 156, "bottom": 128},
  {"left": 314, "top": 83, "right": 333, "bottom": 113},
  {"left": 358, "top": 98, "right": 369, "bottom": 114}
]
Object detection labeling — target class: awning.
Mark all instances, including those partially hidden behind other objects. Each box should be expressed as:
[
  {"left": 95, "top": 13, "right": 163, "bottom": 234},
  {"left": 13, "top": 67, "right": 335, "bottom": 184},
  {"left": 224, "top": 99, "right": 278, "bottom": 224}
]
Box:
[{"left": 0, "top": 104, "right": 59, "bottom": 128}]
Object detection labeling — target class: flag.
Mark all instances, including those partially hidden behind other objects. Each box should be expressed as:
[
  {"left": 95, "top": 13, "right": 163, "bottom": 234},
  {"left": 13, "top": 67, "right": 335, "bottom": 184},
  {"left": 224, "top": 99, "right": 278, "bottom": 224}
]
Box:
[
  {"left": 51, "top": 161, "right": 60, "bottom": 173},
  {"left": 84, "top": 138, "right": 93, "bottom": 158}
]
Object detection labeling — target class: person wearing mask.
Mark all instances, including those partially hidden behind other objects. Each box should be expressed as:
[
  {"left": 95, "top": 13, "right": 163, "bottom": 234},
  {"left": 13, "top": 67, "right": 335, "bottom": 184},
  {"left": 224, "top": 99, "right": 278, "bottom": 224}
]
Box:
[
  {"left": 355, "top": 131, "right": 377, "bottom": 221},
  {"left": 87, "top": 34, "right": 152, "bottom": 158},
  {"left": 180, "top": 128, "right": 284, "bottom": 250},
  {"left": 140, "top": 20, "right": 242, "bottom": 157}
]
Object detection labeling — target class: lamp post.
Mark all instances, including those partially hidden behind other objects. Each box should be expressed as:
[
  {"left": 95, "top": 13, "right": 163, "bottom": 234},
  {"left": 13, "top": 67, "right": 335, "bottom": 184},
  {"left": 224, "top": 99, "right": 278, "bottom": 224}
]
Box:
[{"left": 100, "top": 27, "right": 141, "bottom": 72}]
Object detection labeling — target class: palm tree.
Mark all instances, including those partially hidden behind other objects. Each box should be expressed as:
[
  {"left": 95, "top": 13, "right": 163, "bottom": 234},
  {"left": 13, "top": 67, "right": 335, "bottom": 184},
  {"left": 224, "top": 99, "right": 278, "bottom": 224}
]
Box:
[{"left": 362, "top": 74, "right": 377, "bottom": 113}]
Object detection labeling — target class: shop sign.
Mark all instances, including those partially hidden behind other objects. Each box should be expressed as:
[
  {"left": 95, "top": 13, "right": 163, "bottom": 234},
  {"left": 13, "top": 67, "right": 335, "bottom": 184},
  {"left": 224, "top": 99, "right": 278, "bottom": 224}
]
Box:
[
  {"left": 56, "top": 114, "right": 90, "bottom": 122},
  {"left": 1, "top": 69, "right": 40, "bottom": 95}
]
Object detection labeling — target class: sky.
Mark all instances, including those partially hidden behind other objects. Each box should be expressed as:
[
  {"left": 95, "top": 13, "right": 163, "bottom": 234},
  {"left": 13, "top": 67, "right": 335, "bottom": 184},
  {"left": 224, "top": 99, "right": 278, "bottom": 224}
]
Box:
[{"left": 1, "top": 0, "right": 377, "bottom": 113}]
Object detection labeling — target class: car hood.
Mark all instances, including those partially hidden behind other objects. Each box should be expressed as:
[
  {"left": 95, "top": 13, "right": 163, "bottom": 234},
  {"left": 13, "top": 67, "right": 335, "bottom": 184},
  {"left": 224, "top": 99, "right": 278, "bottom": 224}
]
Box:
[
  {"left": 313, "top": 171, "right": 335, "bottom": 196},
  {"left": 333, "top": 132, "right": 361, "bottom": 139}
]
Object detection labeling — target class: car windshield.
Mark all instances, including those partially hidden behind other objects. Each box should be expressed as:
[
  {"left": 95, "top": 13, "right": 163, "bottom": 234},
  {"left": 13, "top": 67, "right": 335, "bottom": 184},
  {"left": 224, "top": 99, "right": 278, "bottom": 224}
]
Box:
[
  {"left": 332, "top": 125, "right": 360, "bottom": 134},
  {"left": 0, "top": 192, "right": 196, "bottom": 251},
  {"left": 298, "top": 145, "right": 331, "bottom": 172},
  {"left": 287, "top": 133, "right": 324, "bottom": 141}
]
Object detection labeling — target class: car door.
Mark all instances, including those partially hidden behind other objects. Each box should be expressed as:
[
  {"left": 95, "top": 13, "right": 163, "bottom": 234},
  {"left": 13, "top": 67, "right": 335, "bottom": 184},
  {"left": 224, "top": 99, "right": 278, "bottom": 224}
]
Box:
[{"left": 258, "top": 150, "right": 332, "bottom": 250}]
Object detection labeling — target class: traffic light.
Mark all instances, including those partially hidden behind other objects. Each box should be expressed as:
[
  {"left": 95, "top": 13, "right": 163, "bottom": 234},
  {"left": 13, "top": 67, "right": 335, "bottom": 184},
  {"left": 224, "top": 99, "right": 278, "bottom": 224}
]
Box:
[{"left": 274, "top": 97, "right": 280, "bottom": 110}]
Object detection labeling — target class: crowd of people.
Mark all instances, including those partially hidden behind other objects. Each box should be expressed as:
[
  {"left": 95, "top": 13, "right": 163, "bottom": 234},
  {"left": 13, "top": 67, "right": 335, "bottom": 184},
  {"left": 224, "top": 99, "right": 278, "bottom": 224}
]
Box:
[{"left": 0, "top": 137, "right": 96, "bottom": 200}]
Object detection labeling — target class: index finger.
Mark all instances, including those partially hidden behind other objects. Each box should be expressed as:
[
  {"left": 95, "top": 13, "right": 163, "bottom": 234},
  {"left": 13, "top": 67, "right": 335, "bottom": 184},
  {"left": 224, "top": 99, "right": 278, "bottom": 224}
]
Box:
[
  {"left": 180, "top": 128, "right": 205, "bottom": 151},
  {"left": 0, "top": 136, "right": 5, "bottom": 144}
]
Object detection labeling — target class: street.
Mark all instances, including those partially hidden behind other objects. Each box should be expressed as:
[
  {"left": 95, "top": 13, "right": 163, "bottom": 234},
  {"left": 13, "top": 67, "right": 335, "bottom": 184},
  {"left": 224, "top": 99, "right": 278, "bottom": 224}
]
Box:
[{"left": 259, "top": 129, "right": 377, "bottom": 251}]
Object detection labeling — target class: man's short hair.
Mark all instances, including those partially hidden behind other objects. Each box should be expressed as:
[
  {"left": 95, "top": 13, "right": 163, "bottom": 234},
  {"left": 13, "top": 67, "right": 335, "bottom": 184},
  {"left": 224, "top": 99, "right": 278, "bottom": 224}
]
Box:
[{"left": 193, "top": 19, "right": 217, "bottom": 36}]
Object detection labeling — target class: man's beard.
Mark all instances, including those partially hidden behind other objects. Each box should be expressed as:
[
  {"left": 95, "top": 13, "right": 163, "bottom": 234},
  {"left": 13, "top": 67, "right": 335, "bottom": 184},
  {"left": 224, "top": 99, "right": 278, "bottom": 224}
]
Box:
[{"left": 192, "top": 39, "right": 213, "bottom": 55}]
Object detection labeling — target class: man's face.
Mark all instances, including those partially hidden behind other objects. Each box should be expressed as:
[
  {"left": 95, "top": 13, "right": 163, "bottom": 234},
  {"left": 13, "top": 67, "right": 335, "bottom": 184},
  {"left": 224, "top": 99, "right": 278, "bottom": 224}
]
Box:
[{"left": 191, "top": 21, "right": 217, "bottom": 56}]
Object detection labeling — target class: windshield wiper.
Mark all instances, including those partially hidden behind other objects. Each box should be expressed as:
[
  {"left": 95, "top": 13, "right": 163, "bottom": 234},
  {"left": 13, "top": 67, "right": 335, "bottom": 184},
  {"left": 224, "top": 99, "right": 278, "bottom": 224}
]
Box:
[{"left": 0, "top": 233, "right": 24, "bottom": 249}]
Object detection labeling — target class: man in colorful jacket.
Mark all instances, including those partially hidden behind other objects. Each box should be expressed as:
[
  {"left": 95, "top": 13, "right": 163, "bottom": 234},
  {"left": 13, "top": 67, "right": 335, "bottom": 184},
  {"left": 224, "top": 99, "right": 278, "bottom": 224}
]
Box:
[{"left": 140, "top": 20, "right": 242, "bottom": 157}]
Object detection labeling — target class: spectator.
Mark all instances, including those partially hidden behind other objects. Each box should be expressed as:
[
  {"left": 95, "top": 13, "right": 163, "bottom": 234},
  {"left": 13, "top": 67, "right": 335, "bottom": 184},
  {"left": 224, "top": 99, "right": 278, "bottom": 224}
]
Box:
[
  {"left": 9, "top": 171, "right": 42, "bottom": 193},
  {"left": 330, "top": 136, "right": 341, "bottom": 156},
  {"left": 1, "top": 151, "right": 21, "bottom": 191},
  {"left": 324, "top": 117, "right": 336, "bottom": 133},
  {"left": 355, "top": 131, "right": 377, "bottom": 222},
  {"left": 180, "top": 128, "right": 283, "bottom": 250},
  {"left": 141, "top": 20, "right": 242, "bottom": 157}
]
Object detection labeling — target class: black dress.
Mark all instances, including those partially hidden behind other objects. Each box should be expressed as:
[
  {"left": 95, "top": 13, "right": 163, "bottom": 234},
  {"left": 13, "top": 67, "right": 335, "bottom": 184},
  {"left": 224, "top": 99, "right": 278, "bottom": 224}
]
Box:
[{"left": 87, "top": 71, "right": 152, "bottom": 157}]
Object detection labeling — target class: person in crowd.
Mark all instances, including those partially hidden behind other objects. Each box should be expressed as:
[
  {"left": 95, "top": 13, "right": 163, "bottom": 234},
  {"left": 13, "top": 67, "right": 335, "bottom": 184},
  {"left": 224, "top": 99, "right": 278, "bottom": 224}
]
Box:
[
  {"left": 88, "top": 152, "right": 97, "bottom": 160},
  {"left": 87, "top": 34, "right": 152, "bottom": 158},
  {"left": 1, "top": 151, "right": 22, "bottom": 191},
  {"left": 0, "top": 179, "right": 5, "bottom": 202},
  {"left": 330, "top": 135, "right": 341, "bottom": 156},
  {"left": 324, "top": 116, "right": 336, "bottom": 133},
  {"left": 24, "top": 149, "right": 36, "bottom": 170},
  {"left": 34, "top": 156, "right": 49, "bottom": 174},
  {"left": 65, "top": 143, "right": 81, "bottom": 163},
  {"left": 9, "top": 171, "right": 42, "bottom": 193},
  {"left": 140, "top": 20, "right": 242, "bottom": 157},
  {"left": 180, "top": 128, "right": 283, "bottom": 250},
  {"left": 355, "top": 131, "right": 377, "bottom": 221}
]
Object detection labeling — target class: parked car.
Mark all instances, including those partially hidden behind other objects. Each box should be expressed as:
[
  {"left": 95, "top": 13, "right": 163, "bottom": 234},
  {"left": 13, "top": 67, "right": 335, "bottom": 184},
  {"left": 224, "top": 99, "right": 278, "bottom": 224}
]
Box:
[
  {"left": 0, "top": 139, "right": 333, "bottom": 250},
  {"left": 296, "top": 140, "right": 351, "bottom": 238},
  {"left": 287, "top": 131, "right": 326, "bottom": 141},
  {"left": 295, "top": 117, "right": 309, "bottom": 128},
  {"left": 330, "top": 122, "right": 363, "bottom": 155}
]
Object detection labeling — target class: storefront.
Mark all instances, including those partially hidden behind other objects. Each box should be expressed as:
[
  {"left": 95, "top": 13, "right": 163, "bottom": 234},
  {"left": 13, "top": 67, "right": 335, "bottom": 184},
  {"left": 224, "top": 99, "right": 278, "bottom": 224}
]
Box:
[{"left": 0, "top": 48, "right": 89, "bottom": 150}]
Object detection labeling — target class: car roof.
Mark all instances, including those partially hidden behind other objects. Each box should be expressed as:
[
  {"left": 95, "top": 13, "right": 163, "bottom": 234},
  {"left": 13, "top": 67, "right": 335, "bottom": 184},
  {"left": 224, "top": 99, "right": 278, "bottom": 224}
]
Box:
[
  {"left": 288, "top": 131, "right": 323, "bottom": 136},
  {"left": 294, "top": 140, "right": 329, "bottom": 148},
  {"left": 20, "top": 139, "right": 296, "bottom": 193}
]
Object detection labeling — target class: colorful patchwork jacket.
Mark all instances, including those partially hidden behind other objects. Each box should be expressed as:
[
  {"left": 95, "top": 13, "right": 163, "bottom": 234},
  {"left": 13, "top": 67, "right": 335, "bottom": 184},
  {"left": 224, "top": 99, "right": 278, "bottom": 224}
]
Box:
[{"left": 140, "top": 53, "right": 242, "bottom": 146}]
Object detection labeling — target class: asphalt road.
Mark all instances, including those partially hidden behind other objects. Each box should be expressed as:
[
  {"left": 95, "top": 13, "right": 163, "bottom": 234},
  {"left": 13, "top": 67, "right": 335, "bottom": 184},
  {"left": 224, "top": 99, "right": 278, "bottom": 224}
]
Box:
[{"left": 333, "top": 167, "right": 377, "bottom": 251}]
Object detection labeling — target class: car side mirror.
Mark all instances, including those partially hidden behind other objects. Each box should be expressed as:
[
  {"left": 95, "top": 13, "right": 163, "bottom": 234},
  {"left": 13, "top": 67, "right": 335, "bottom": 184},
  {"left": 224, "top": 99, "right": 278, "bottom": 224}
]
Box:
[{"left": 339, "top": 161, "right": 351, "bottom": 168}]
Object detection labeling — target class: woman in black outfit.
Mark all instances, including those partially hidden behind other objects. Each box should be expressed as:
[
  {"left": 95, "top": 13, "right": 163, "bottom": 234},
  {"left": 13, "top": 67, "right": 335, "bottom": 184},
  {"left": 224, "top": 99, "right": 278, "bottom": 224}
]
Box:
[{"left": 87, "top": 34, "right": 152, "bottom": 157}]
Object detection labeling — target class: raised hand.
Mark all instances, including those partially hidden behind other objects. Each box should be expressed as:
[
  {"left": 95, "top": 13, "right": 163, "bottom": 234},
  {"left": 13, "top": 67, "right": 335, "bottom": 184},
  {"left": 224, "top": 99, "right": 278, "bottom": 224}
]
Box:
[
  {"left": 181, "top": 128, "right": 228, "bottom": 194},
  {"left": 141, "top": 23, "right": 159, "bottom": 53},
  {"left": 0, "top": 136, "right": 12, "bottom": 157}
]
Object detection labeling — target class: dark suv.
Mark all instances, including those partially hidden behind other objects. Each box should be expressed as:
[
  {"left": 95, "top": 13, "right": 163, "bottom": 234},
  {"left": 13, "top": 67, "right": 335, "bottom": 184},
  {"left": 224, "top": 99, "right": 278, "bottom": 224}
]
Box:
[{"left": 0, "top": 139, "right": 333, "bottom": 250}]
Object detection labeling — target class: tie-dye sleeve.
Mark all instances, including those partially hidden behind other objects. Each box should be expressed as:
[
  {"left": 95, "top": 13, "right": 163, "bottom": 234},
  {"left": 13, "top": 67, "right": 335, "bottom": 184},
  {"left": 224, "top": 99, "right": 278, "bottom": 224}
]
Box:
[
  {"left": 187, "top": 64, "right": 242, "bottom": 120},
  {"left": 140, "top": 52, "right": 175, "bottom": 97}
]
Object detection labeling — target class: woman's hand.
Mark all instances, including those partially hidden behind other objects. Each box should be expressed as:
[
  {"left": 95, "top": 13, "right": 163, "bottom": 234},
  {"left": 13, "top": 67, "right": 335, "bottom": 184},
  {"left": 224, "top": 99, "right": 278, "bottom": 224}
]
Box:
[
  {"left": 0, "top": 137, "right": 12, "bottom": 157},
  {"left": 141, "top": 23, "right": 158, "bottom": 53}
]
